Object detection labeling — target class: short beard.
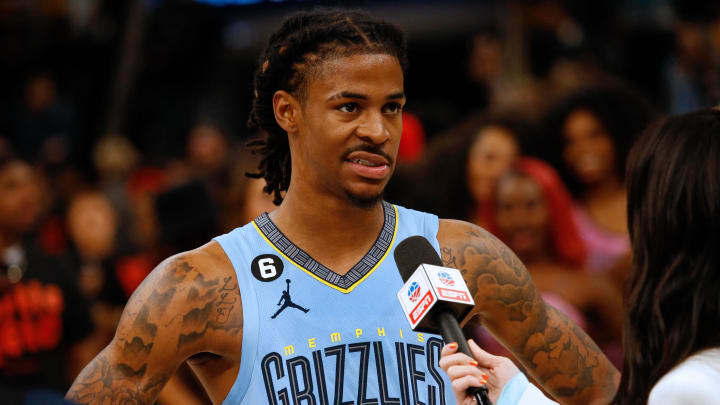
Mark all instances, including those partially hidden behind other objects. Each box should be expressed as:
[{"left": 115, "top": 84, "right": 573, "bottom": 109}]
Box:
[{"left": 344, "top": 189, "right": 384, "bottom": 210}]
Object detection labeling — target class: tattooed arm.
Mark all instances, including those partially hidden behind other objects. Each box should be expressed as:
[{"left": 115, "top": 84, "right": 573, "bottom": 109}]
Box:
[
  {"left": 66, "top": 242, "right": 243, "bottom": 405},
  {"left": 437, "top": 220, "right": 619, "bottom": 405}
]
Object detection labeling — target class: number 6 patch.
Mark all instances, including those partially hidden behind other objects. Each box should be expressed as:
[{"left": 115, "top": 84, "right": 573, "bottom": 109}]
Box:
[{"left": 251, "top": 254, "right": 284, "bottom": 282}]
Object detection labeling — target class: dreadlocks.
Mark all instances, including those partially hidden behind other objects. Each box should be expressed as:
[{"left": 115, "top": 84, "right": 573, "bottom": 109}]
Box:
[{"left": 247, "top": 9, "right": 408, "bottom": 205}]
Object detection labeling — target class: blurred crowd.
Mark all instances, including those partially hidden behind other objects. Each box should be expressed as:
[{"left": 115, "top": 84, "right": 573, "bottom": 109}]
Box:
[{"left": 0, "top": 0, "right": 719, "bottom": 404}]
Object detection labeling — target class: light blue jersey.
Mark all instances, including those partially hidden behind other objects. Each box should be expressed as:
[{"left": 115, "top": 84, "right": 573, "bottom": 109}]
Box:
[{"left": 214, "top": 202, "right": 456, "bottom": 405}]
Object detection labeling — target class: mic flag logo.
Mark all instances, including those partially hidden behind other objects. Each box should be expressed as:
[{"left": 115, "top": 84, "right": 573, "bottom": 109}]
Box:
[
  {"left": 437, "top": 271, "right": 455, "bottom": 286},
  {"left": 408, "top": 282, "right": 421, "bottom": 302},
  {"left": 398, "top": 263, "right": 475, "bottom": 331}
]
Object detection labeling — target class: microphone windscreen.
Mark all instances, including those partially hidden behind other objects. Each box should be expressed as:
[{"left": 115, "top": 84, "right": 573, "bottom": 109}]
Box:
[{"left": 394, "top": 236, "right": 443, "bottom": 282}]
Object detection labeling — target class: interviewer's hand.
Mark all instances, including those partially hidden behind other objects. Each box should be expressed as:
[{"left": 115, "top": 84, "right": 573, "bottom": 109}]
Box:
[{"left": 439, "top": 339, "right": 520, "bottom": 405}]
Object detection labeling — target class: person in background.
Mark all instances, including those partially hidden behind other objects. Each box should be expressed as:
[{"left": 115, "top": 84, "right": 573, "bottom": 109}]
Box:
[
  {"left": 65, "top": 191, "right": 126, "bottom": 342},
  {"left": 7, "top": 72, "right": 77, "bottom": 165},
  {"left": 543, "top": 84, "right": 655, "bottom": 285},
  {"left": 418, "top": 114, "right": 528, "bottom": 227},
  {"left": 465, "top": 121, "right": 523, "bottom": 230},
  {"left": 0, "top": 155, "right": 95, "bottom": 405},
  {"left": 92, "top": 135, "right": 142, "bottom": 232},
  {"left": 441, "top": 108, "right": 720, "bottom": 405},
  {"left": 664, "top": 1, "right": 720, "bottom": 113},
  {"left": 482, "top": 157, "right": 623, "bottom": 364}
]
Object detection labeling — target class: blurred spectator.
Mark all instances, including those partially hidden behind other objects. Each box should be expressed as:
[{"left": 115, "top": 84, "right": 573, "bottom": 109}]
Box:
[
  {"left": 464, "top": 22, "right": 544, "bottom": 118},
  {"left": 186, "top": 122, "right": 231, "bottom": 180},
  {"left": 492, "top": 158, "right": 622, "bottom": 355},
  {"left": 543, "top": 84, "right": 655, "bottom": 285},
  {"left": 65, "top": 191, "right": 126, "bottom": 338},
  {"left": 93, "top": 135, "right": 141, "bottom": 215},
  {"left": 465, "top": 122, "right": 521, "bottom": 230},
  {"left": 7, "top": 72, "right": 77, "bottom": 165},
  {"left": 494, "top": 158, "right": 587, "bottom": 268},
  {"left": 467, "top": 157, "right": 623, "bottom": 369},
  {"left": 416, "top": 113, "right": 529, "bottom": 227},
  {"left": 0, "top": 155, "right": 95, "bottom": 405},
  {"left": 664, "top": 0, "right": 720, "bottom": 113}
]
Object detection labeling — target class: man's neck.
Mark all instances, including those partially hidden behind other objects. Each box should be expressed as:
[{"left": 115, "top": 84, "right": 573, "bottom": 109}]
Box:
[{"left": 268, "top": 185, "right": 385, "bottom": 275}]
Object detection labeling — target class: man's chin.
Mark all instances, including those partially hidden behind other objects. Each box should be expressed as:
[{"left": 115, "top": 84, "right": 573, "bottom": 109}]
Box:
[{"left": 343, "top": 189, "right": 384, "bottom": 210}]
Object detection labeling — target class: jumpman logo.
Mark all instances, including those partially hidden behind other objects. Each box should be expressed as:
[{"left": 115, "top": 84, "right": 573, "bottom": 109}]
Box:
[{"left": 271, "top": 279, "right": 309, "bottom": 319}]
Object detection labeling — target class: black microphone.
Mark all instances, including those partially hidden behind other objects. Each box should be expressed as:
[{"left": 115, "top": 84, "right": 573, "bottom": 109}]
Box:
[{"left": 394, "top": 236, "right": 492, "bottom": 405}]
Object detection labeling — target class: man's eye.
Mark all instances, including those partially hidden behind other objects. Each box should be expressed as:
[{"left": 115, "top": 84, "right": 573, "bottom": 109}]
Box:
[
  {"left": 338, "top": 103, "right": 359, "bottom": 113},
  {"left": 383, "top": 102, "right": 402, "bottom": 114}
]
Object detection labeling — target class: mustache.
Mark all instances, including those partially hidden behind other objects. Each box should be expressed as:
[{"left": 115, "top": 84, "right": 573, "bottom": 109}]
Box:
[{"left": 341, "top": 145, "right": 394, "bottom": 166}]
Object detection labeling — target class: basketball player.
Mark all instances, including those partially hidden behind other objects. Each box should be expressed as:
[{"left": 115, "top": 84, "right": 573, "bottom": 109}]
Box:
[{"left": 66, "top": 10, "right": 618, "bottom": 405}]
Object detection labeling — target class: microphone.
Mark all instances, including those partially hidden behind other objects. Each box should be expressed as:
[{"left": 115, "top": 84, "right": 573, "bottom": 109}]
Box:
[{"left": 394, "top": 235, "right": 492, "bottom": 405}]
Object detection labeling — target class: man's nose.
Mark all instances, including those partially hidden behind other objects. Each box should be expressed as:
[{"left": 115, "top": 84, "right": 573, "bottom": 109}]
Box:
[{"left": 356, "top": 112, "right": 390, "bottom": 144}]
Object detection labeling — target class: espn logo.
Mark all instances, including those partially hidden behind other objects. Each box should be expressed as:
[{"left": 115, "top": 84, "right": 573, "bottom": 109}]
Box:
[
  {"left": 437, "top": 288, "right": 471, "bottom": 303},
  {"left": 410, "top": 291, "right": 435, "bottom": 324}
]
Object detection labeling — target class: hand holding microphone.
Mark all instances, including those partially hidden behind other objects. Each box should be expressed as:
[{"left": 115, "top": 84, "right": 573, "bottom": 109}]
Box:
[
  {"left": 394, "top": 236, "right": 493, "bottom": 405},
  {"left": 440, "top": 339, "right": 523, "bottom": 405}
]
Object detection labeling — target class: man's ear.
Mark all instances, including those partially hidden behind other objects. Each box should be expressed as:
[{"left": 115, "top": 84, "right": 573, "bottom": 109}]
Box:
[{"left": 273, "top": 90, "right": 301, "bottom": 135}]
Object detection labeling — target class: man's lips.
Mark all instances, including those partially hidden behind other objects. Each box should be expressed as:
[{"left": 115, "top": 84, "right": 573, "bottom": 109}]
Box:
[
  {"left": 344, "top": 150, "right": 390, "bottom": 166},
  {"left": 344, "top": 151, "right": 391, "bottom": 180}
]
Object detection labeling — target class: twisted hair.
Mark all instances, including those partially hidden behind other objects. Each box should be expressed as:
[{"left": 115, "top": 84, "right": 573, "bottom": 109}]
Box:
[{"left": 246, "top": 8, "right": 408, "bottom": 205}]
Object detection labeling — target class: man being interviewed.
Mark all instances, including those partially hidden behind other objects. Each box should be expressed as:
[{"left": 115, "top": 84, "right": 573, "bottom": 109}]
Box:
[{"left": 66, "top": 9, "right": 618, "bottom": 405}]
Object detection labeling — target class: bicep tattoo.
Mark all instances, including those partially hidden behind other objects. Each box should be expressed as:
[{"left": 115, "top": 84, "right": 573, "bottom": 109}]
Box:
[
  {"left": 67, "top": 256, "right": 243, "bottom": 404},
  {"left": 66, "top": 353, "right": 169, "bottom": 405}
]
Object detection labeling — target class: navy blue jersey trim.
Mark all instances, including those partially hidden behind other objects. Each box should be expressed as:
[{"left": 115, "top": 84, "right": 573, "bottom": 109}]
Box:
[{"left": 253, "top": 201, "right": 396, "bottom": 291}]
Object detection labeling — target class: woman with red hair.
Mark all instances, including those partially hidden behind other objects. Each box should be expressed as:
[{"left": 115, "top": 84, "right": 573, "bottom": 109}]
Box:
[
  {"left": 495, "top": 157, "right": 587, "bottom": 267},
  {"left": 470, "top": 157, "right": 623, "bottom": 365}
]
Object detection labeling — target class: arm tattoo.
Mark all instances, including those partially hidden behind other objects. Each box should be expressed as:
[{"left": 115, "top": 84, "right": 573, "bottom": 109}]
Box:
[
  {"left": 67, "top": 257, "right": 244, "bottom": 404},
  {"left": 177, "top": 274, "right": 242, "bottom": 351},
  {"left": 66, "top": 354, "right": 168, "bottom": 404},
  {"left": 442, "top": 229, "right": 618, "bottom": 403}
]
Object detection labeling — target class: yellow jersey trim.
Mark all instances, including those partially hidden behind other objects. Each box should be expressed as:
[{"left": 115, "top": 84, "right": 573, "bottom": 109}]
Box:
[{"left": 252, "top": 204, "right": 399, "bottom": 294}]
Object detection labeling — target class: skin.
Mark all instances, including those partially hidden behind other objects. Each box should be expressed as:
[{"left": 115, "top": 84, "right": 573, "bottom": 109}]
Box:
[
  {"left": 440, "top": 339, "right": 522, "bottom": 405},
  {"left": 495, "top": 174, "right": 548, "bottom": 261},
  {"left": 466, "top": 125, "right": 519, "bottom": 204},
  {"left": 562, "top": 109, "right": 616, "bottom": 188},
  {"left": 67, "top": 54, "right": 618, "bottom": 405},
  {"left": 67, "top": 192, "right": 118, "bottom": 262},
  {"left": 562, "top": 109, "right": 627, "bottom": 235}
]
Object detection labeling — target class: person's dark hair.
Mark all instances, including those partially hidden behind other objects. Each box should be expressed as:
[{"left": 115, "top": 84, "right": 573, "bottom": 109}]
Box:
[
  {"left": 613, "top": 108, "right": 720, "bottom": 404},
  {"left": 418, "top": 112, "right": 532, "bottom": 219},
  {"left": 543, "top": 84, "right": 655, "bottom": 196},
  {"left": 246, "top": 9, "right": 408, "bottom": 205}
]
